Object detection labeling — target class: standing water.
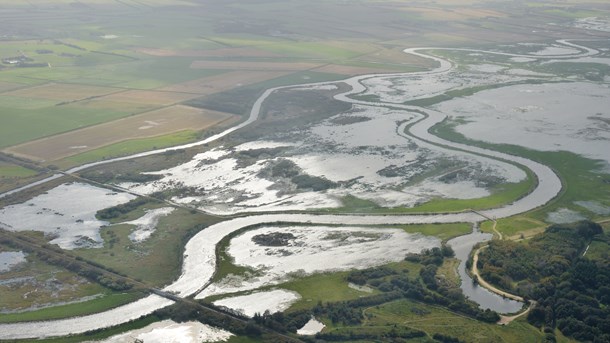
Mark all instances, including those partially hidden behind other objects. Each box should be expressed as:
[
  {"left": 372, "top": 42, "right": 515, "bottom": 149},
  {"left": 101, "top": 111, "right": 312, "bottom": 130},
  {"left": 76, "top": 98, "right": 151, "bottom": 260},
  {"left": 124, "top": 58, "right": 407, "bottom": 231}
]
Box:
[{"left": 447, "top": 223, "right": 523, "bottom": 314}]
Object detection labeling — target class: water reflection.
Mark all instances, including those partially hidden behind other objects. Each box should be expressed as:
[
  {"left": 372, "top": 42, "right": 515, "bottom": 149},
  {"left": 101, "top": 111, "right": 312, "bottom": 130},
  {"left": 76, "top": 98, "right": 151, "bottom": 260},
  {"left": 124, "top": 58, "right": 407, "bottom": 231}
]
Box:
[{"left": 448, "top": 224, "right": 524, "bottom": 314}]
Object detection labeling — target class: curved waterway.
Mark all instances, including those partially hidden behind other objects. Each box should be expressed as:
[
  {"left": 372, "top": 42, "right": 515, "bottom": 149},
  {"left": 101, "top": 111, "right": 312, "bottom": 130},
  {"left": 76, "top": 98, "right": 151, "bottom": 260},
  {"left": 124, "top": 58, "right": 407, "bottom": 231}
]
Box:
[{"left": 0, "top": 40, "right": 594, "bottom": 339}]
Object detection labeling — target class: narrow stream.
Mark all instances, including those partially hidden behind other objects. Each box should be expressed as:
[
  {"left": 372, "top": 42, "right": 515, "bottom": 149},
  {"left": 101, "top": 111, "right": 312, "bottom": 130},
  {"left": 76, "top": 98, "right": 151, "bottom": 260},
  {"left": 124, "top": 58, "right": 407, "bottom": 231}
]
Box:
[{"left": 447, "top": 224, "right": 524, "bottom": 314}]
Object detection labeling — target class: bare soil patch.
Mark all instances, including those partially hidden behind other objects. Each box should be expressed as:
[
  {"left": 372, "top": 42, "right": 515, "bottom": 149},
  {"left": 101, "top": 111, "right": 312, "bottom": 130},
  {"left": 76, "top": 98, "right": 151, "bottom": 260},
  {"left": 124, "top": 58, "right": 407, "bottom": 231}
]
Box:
[{"left": 5, "top": 105, "right": 236, "bottom": 161}]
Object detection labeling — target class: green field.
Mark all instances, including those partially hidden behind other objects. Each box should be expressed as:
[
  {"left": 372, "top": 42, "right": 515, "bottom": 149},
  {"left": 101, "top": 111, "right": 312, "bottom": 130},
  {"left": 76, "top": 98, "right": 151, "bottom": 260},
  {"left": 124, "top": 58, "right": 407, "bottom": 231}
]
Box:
[
  {"left": 74, "top": 208, "right": 220, "bottom": 287},
  {"left": 59, "top": 130, "right": 201, "bottom": 167},
  {"left": 0, "top": 292, "right": 143, "bottom": 324},
  {"left": 367, "top": 299, "right": 542, "bottom": 342},
  {"left": 0, "top": 165, "right": 37, "bottom": 178},
  {"left": 0, "top": 105, "right": 132, "bottom": 148}
]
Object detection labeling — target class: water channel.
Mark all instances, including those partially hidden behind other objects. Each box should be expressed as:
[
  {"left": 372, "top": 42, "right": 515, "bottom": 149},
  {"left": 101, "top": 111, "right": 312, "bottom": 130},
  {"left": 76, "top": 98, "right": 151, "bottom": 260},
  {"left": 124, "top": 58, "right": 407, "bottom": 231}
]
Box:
[{"left": 0, "top": 40, "right": 596, "bottom": 339}]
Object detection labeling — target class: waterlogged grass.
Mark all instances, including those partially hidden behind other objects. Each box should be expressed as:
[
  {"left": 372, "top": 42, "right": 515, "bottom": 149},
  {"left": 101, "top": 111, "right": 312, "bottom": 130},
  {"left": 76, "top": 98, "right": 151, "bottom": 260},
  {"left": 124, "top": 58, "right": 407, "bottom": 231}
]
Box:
[
  {"left": 0, "top": 292, "right": 143, "bottom": 323},
  {"left": 213, "top": 230, "right": 261, "bottom": 284},
  {"left": 36, "top": 315, "right": 161, "bottom": 343},
  {"left": 432, "top": 120, "right": 610, "bottom": 224},
  {"left": 367, "top": 298, "right": 542, "bottom": 342},
  {"left": 74, "top": 209, "right": 219, "bottom": 287},
  {"left": 59, "top": 130, "right": 200, "bottom": 167},
  {"left": 330, "top": 174, "right": 533, "bottom": 215}
]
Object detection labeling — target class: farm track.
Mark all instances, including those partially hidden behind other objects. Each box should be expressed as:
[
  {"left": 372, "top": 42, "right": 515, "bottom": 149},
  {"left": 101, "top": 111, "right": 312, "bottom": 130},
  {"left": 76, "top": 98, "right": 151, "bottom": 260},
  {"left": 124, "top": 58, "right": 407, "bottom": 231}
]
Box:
[{"left": 0, "top": 40, "right": 597, "bottom": 339}]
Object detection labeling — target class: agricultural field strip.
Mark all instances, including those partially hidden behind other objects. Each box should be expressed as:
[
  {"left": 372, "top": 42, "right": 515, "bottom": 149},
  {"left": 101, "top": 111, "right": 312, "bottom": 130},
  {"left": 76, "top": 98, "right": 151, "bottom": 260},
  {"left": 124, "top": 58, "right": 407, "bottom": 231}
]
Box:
[
  {"left": 0, "top": 40, "right": 589, "bottom": 339},
  {"left": 5, "top": 105, "right": 234, "bottom": 161}
]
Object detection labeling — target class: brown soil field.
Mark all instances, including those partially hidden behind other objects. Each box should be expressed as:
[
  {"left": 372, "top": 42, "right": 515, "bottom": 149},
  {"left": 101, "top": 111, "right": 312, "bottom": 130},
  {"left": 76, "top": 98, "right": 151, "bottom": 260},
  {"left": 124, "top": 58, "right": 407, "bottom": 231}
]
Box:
[
  {"left": 159, "top": 70, "right": 291, "bottom": 94},
  {"left": 189, "top": 60, "right": 321, "bottom": 71},
  {"left": 5, "top": 105, "right": 235, "bottom": 161},
  {"left": 0, "top": 82, "right": 25, "bottom": 93},
  {"left": 135, "top": 47, "right": 280, "bottom": 58},
  {"left": 4, "top": 83, "right": 119, "bottom": 101},
  {"left": 313, "top": 64, "right": 399, "bottom": 75}
]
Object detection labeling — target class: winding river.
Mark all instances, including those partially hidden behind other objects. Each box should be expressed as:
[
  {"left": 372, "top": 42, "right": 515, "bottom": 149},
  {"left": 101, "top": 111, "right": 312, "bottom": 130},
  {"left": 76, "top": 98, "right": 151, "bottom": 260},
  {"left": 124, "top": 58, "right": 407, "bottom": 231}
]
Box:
[{"left": 0, "top": 40, "right": 596, "bottom": 339}]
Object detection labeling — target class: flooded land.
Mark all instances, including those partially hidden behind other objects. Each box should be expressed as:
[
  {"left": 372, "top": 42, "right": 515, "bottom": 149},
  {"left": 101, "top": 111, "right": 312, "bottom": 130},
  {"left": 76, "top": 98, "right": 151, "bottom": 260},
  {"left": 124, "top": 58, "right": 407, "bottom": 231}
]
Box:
[{"left": 0, "top": 1, "right": 609, "bottom": 342}]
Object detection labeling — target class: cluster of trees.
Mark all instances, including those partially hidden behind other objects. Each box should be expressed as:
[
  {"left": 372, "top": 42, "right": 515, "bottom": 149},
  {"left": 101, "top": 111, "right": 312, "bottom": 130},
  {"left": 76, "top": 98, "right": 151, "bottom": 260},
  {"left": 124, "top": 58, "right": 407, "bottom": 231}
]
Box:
[
  {"left": 291, "top": 174, "right": 337, "bottom": 191},
  {"left": 347, "top": 265, "right": 397, "bottom": 285},
  {"left": 478, "top": 221, "right": 609, "bottom": 342},
  {"left": 96, "top": 198, "right": 151, "bottom": 220},
  {"left": 406, "top": 245, "right": 455, "bottom": 266},
  {"left": 252, "top": 232, "right": 296, "bottom": 247},
  {"left": 346, "top": 246, "right": 499, "bottom": 324},
  {"left": 252, "top": 309, "right": 311, "bottom": 333}
]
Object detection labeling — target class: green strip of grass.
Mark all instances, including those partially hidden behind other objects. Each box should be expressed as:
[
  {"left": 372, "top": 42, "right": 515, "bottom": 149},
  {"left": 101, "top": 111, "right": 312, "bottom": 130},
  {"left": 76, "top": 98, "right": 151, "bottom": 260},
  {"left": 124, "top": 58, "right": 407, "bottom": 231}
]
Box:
[
  {"left": 36, "top": 315, "right": 160, "bottom": 343},
  {"left": 59, "top": 130, "right": 200, "bottom": 167},
  {"left": 368, "top": 298, "right": 542, "bottom": 342},
  {"left": 0, "top": 292, "right": 143, "bottom": 324},
  {"left": 400, "top": 223, "right": 471, "bottom": 242},
  {"left": 0, "top": 165, "right": 38, "bottom": 178},
  {"left": 328, "top": 174, "right": 533, "bottom": 214},
  {"left": 280, "top": 271, "right": 379, "bottom": 312}
]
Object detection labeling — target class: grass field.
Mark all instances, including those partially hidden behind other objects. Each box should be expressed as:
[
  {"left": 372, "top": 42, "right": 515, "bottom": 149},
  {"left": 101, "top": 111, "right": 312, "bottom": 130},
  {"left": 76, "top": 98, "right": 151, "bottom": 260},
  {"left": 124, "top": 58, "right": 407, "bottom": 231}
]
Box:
[
  {"left": 366, "top": 299, "right": 542, "bottom": 342},
  {"left": 73, "top": 208, "right": 219, "bottom": 287},
  {"left": 399, "top": 223, "right": 472, "bottom": 242},
  {"left": 6, "top": 105, "right": 235, "bottom": 161},
  {"left": 59, "top": 130, "right": 201, "bottom": 167},
  {"left": 0, "top": 165, "right": 37, "bottom": 178},
  {"left": 0, "top": 105, "right": 131, "bottom": 148},
  {"left": 0, "top": 250, "right": 108, "bottom": 313},
  {"left": 280, "top": 272, "right": 379, "bottom": 311},
  {"left": 4, "top": 83, "right": 118, "bottom": 101},
  {"left": 0, "top": 292, "right": 143, "bottom": 324}
]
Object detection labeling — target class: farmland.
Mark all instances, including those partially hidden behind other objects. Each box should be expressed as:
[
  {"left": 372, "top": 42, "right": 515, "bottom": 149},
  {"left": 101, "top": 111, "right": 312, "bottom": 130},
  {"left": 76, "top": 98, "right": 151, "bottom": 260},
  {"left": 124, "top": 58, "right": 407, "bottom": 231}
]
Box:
[
  {"left": 0, "top": 0, "right": 609, "bottom": 342},
  {"left": 6, "top": 105, "right": 236, "bottom": 161}
]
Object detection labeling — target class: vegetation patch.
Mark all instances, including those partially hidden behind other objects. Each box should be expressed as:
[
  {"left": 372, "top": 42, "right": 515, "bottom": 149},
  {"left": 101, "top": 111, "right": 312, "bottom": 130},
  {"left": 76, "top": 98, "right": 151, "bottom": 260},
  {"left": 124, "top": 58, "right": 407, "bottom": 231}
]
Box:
[
  {"left": 75, "top": 209, "right": 220, "bottom": 287},
  {"left": 477, "top": 221, "right": 609, "bottom": 342},
  {"left": 432, "top": 120, "right": 610, "bottom": 224}
]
